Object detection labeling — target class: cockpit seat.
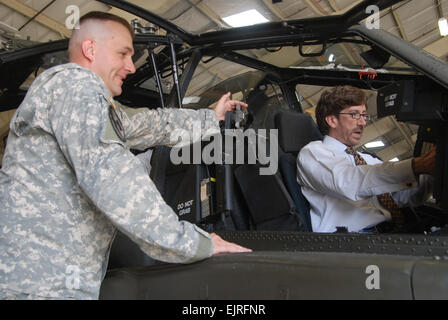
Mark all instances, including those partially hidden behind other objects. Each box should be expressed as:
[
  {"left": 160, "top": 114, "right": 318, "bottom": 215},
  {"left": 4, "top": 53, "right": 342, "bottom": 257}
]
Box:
[{"left": 274, "top": 111, "right": 323, "bottom": 232}]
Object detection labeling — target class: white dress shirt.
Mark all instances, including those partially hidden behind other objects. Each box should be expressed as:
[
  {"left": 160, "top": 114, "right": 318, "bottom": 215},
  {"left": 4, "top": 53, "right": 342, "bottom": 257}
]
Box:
[{"left": 297, "top": 135, "right": 433, "bottom": 233}]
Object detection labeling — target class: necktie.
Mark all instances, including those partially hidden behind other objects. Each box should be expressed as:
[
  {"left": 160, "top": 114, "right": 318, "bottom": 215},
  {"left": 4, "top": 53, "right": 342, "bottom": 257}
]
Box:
[{"left": 345, "top": 147, "right": 405, "bottom": 225}]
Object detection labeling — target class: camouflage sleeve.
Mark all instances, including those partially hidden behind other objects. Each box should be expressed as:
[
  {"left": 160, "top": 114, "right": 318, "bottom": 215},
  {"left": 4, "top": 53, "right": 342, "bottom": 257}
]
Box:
[
  {"left": 49, "top": 85, "right": 213, "bottom": 264},
  {"left": 116, "top": 103, "right": 220, "bottom": 150}
]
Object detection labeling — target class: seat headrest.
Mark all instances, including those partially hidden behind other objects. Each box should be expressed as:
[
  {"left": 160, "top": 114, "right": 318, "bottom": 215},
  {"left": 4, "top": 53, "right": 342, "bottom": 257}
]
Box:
[{"left": 274, "top": 111, "right": 323, "bottom": 154}]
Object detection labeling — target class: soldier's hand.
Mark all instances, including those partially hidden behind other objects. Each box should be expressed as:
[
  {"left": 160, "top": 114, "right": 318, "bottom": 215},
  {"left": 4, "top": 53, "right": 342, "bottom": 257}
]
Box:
[
  {"left": 412, "top": 145, "right": 437, "bottom": 175},
  {"left": 213, "top": 92, "right": 248, "bottom": 121},
  {"left": 210, "top": 233, "right": 252, "bottom": 255}
]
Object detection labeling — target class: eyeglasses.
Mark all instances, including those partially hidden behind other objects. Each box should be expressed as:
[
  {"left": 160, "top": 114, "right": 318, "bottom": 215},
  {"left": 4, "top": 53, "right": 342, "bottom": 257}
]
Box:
[{"left": 338, "top": 112, "right": 371, "bottom": 121}]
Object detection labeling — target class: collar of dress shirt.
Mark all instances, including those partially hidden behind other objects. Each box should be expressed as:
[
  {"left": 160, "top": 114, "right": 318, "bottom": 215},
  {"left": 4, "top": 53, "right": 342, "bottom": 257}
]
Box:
[
  {"left": 323, "top": 135, "right": 376, "bottom": 168},
  {"left": 323, "top": 135, "right": 351, "bottom": 153}
]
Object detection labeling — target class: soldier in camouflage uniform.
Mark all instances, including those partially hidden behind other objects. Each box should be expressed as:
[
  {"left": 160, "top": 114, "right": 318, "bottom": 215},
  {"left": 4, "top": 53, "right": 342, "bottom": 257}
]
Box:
[{"left": 0, "top": 11, "right": 250, "bottom": 299}]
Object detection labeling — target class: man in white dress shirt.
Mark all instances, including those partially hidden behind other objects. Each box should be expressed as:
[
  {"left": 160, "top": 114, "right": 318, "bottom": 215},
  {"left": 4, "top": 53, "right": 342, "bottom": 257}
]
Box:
[{"left": 297, "top": 85, "right": 435, "bottom": 233}]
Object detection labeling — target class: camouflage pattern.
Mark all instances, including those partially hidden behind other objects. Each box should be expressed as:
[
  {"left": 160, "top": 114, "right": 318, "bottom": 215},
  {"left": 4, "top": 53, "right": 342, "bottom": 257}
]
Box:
[{"left": 0, "top": 63, "right": 219, "bottom": 299}]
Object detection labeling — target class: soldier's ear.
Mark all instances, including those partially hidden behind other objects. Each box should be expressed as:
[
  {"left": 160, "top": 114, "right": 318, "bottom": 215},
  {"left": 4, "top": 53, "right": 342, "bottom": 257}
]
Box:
[{"left": 81, "top": 39, "right": 96, "bottom": 62}]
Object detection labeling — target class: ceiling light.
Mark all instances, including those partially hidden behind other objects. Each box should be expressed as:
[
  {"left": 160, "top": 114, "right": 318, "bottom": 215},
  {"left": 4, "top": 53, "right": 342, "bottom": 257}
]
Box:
[
  {"left": 364, "top": 140, "right": 385, "bottom": 148},
  {"left": 223, "top": 9, "right": 269, "bottom": 28},
  {"left": 439, "top": 18, "right": 448, "bottom": 37},
  {"left": 182, "top": 96, "right": 201, "bottom": 104},
  {"left": 389, "top": 157, "right": 399, "bottom": 162}
]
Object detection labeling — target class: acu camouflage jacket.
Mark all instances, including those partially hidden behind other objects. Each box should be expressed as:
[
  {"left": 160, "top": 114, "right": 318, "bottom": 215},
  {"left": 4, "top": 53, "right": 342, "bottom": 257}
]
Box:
[{"left": 0, "top": 63, "right": 219, "bottom": 299}]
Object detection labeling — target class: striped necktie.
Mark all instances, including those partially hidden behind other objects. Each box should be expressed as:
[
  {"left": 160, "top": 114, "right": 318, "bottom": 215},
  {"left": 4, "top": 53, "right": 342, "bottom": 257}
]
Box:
[{"left": 345, "top": 147, "right": 405, "bottom": 225}]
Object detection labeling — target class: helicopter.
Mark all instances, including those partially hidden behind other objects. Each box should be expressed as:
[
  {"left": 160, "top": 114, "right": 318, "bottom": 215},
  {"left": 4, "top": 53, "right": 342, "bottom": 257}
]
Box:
[{"left": 1, "top": 0, "right": 448, "bottom": 300}]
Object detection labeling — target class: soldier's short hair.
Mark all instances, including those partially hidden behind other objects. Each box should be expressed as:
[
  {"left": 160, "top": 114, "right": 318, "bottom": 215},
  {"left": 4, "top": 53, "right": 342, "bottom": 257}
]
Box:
[
  {"left": 79, "top": 11, "right": 134, "bottom": 39},
  {"left": 315, "top": 85, "right": 368, "bottom": 135}
]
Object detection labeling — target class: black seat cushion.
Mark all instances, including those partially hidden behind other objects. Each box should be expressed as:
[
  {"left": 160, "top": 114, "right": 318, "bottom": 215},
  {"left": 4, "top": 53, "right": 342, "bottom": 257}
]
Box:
[
  {"left": 275, "top": 111, "right": 323, "bottom": 155},
  {"left": 274, "top": 111, "right": 324, "bottom": 232}
]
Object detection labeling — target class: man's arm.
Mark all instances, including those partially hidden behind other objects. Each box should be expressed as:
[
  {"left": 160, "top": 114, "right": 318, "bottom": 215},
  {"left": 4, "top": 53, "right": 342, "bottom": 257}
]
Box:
[
  {"left": 297, "top": 142, "right": 418, "bottom": 202},
  {"left": 118, "top": 92, "right": 248, "bottom": 150},
  {"left": 51, "top": 87, "right": 250, "bottom": 263}
]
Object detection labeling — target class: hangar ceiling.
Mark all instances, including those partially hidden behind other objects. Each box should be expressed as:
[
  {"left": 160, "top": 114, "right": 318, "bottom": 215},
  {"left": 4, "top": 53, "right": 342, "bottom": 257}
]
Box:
[{"left": 0, "top": 0, "right": 447, "bottom": 164}]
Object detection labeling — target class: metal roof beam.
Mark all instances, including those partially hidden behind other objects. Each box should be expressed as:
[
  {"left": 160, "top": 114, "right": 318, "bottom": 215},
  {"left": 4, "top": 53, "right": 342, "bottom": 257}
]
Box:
[
  {"left": 390, "top": 6, "right": 408, "bottom": 41},
  {"left": 261, "top": 0, "right": 285, "bottom": 20},
  {"left": 328, "top": 0, "right": 340, "bottom": 12},
  {"left": 424, "top": 36, "right": 448, "bottom": 58},
  {"left": 436, "top": 0, "right": 444, "bottom": 18},
  {"left": 303, "top": 0, "right": 329, "bottom": 16},
  {"left": 97, "top": 0, "right": 195, "bottom": 43},
  {"left": 189, "top": 0, "right": 227, "bottom": 28},
  {"left": 0, "top": 0, "right": 71, "bottom": 38}
]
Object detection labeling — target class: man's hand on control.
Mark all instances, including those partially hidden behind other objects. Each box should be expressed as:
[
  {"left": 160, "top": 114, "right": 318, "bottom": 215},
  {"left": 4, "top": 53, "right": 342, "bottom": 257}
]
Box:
[
  {"left": 412, "top": 146, "right": 436, "bottom": 175},
  {"left": 210, "top": 233, "right": 252, "bottom": 255},
  {"left": 214, "top": 92, "right": 248, "bottom": 121}
]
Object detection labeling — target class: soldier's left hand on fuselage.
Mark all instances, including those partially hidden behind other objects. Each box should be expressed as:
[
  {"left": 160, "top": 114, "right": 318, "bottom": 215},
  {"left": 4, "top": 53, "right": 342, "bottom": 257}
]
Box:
[{"left": 210, "top": 233, "right": 252, "bottom": 255}]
